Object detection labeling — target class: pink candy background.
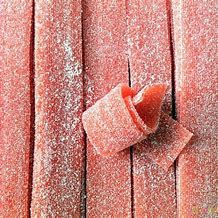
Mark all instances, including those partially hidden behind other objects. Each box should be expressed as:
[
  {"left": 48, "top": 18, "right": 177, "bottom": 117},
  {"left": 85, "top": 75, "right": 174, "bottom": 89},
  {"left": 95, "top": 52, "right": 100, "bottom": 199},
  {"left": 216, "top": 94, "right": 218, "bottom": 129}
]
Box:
[{"left": 0, "top": 0, "right": 217, "bottom": 217}]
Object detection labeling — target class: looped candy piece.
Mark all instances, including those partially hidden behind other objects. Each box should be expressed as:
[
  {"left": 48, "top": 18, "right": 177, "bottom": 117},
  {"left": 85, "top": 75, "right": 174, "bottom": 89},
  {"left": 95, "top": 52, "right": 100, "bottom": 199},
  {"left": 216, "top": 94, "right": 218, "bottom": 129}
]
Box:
[
  {"left": 82, "top": 83, "right": 193, "bottom": 170},
  {"left": 82, "top": 83, "right": 167, "bottom": 156}
]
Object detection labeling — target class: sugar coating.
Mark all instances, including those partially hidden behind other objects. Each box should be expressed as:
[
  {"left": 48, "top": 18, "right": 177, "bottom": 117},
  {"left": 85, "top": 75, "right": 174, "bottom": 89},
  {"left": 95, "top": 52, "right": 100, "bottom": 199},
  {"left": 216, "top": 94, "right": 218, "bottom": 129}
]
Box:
[
  {"left": 132, "top": 84, "right": 193, "bottom": 171},
  {"left": 137, "top": 113, "right": 193, "bottom": 171},
  {"left": 0, "top": 1, "right": 32, "bottom": 217},
  {"left": 172, "top": 1, "right": 218, "bottom": 217},
  {"left": 132, "top": 84, "right": 192, "bottom": 170},
  {"left": 126, "top": 0, "right": 177, "bottom": 217},
  {"left": 83, "top": 81, "right": 192, "bottom": 170},
  {"left": 83, "top": 84, "right": 145, "bottom": 156},
  {"left": 133, "top": 156, "right": 177, "bottom": 217},
  {"left": 83, "top": 0, "right": 132, "bottom": 217},
  {"left": 31, "top": 1, "right": 84, "bottom": 217},
  {"left": 126, "top": 0, "right": 172, "bottom": 113}
]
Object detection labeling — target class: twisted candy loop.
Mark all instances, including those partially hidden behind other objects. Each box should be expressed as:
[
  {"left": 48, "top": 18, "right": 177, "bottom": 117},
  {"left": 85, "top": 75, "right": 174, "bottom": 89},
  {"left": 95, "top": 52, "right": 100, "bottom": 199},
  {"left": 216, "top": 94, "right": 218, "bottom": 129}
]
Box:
[{"left": 82, "top": 83, "right": 192, "bottom": 170}]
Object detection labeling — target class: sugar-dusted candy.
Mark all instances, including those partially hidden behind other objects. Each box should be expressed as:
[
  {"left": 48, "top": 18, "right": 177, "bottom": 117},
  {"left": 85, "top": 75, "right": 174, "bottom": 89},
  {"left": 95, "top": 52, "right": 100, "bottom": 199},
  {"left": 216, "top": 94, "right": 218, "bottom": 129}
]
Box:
[
  {"left": 31, "top": 1, "right": 84, "bottom": 217},
  {"left": 83, "top": 83, "right": 170, "bottom": 156},
  {"left": 132, "top": 87, "right": 193, "bottom": 170},
  {"left": 83, "top": 84, "right": 140, "bottom": 156},
  {"left": 83, "top": 0, "right": 132, "bottom": 217},
  {"left": 0, "top": 1, "right": 32, "bottom": 217},
  {"left": 136, "top": 113, "right": 193, "bottom": 171},
  {"left": 126, "top": 0, "right": 177, "bottom": 216},
  {"left": 172, "top": 0, "right": 217, "bottom": 216}
]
